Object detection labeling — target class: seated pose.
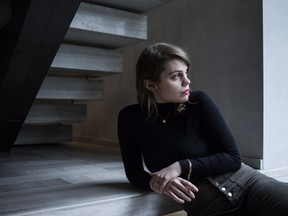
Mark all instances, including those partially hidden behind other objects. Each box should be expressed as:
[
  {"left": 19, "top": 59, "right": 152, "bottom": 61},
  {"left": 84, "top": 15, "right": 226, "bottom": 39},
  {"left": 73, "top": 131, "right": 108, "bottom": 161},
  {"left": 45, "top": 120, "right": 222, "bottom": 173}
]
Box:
[{"left": 117, "top": 43, "right": 288, "bottom": 216}]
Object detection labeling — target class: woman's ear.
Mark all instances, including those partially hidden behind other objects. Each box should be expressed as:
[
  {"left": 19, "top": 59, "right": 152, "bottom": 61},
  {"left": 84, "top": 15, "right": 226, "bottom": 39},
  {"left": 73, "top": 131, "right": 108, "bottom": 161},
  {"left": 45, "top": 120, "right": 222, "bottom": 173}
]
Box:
[{"left": 144, "top": 79, "right": 156, "bottom": 92}]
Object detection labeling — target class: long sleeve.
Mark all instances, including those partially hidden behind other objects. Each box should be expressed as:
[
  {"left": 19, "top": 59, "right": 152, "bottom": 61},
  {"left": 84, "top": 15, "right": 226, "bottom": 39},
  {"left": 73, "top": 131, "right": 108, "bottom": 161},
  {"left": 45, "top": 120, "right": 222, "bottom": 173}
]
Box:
[
  {"left": 117, "top": 106, "right": 151, "bottom": 190},
  {"left": 118, "top": 91, "right": 242, "bottom": 185},
  {"left": 180, "top": 91, "right": 241, "bottom": 177}
]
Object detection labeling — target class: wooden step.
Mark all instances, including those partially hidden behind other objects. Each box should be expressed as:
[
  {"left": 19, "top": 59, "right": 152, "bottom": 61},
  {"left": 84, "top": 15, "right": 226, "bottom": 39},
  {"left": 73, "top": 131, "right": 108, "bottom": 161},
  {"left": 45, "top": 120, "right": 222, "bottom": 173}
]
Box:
[
  {"left": 36, "top": 77, "right": 103, "bottom": 100},
  {"left": 65, "top": 2, "right": 147, "bottom": 48},
  {"left": 84, "top": 0, "right": 174, "bottom": 13},
  {"left": 25, "top": 104, "right": 86, "bottom": 124},
  {"left": 14, "top": 125, "right": 72, "bottom": 145},
  {"left": 0, "top": 143, "right": 182, "bottom": 215},
  {"left": 49, "top": 43, "right": 122, "bottom": 77},
  {"left": 0, "top": 190, "right": 181, "bottom": 216}
]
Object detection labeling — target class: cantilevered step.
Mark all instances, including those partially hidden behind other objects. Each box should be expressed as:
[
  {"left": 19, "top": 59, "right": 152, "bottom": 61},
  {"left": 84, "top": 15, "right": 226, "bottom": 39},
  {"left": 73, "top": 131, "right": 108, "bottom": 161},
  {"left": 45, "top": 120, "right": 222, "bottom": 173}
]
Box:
[
  {"left": 65, "top": 2, "right": 147, "bottom": 48},
  {"left": 14, "top": 125, "right": 72, "bottom": 145},
  {"left": 49, "top": 43, "right": 122, "bottom": 77},
  {"left": 84, "top": 0, "right": 174, "bottom": 13},
  {"left": 36, "top": 77, "right": 103, "bottom": 100},
  {"left": 25, "top": 104, "right": 86, "bottom": 124}
]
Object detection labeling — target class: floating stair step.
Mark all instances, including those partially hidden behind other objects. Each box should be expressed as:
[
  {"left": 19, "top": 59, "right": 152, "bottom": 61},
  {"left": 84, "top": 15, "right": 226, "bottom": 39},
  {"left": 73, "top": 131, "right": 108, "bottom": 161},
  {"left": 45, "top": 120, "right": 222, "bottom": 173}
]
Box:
[
  {"left": 49, "top": 43, "right": 122, "bottom": 77},
  {"left": 25, "top": 104, "right": 87, "bottom": 124},
  {"left": 36, "top": 77, "right": 103, "bottom": 100},
  {"left": 15, "top": 125, "right": 72, "bottom": 145},
  {"left": 84, "top": 0, "right": 174, "bottom": 13},
  {"left": 65, "top": 2, "right": 147, "bottom": 48}
]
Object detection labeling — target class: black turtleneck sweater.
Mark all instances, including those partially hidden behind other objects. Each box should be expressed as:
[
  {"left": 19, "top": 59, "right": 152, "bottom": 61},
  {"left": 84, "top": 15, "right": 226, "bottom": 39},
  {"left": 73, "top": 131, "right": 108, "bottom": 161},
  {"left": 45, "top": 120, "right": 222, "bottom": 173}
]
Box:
[{"left": 117, "top": 91, "right": 241, "bottom": 190}]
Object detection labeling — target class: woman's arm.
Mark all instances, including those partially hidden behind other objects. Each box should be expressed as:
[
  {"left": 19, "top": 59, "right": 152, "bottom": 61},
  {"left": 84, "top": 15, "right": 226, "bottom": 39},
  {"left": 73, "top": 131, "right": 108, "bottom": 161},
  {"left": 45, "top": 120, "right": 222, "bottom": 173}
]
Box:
[
  {"left": 181, "top": 91, "right": 242, "bottom": 177},
  {"left": 149, "top": 162, "right": 198, "bottom": 203},
  {"left": 118, "top": 106, "right": 198, "bottom": 203},
  {"left": 118, "top": 107, "right": 151, "bottom": 190}
]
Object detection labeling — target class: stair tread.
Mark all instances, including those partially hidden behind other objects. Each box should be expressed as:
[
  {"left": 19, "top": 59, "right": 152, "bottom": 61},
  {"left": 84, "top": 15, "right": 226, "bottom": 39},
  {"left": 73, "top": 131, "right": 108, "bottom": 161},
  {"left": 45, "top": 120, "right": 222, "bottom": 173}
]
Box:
[
  {"left": 65, "top": 2, "right": 147, "bottom": 47},
  {"left": 51, "top": 44, "right": 122, "bottom": 75},
  {"left": 36, "top": 77, "right": 103, "bottom": 100},
  {"left": 84, "top": 0, "right": 174, "bottom": 13},
  {"left": 25, "top": 104, "right": 86, "bottom": 124}
]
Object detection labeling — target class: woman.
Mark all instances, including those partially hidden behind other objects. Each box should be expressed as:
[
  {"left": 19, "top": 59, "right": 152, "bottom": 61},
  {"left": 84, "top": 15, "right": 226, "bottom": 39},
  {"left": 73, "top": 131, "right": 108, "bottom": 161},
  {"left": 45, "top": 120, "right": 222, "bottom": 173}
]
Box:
[{"left": 117, "top": 43, "right": 288, "bottom": 215}]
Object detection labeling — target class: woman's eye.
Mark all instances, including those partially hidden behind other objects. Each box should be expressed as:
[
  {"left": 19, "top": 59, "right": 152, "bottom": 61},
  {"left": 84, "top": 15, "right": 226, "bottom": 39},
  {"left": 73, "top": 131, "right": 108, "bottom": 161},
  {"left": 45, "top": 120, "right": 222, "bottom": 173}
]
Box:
[{"left": 171, "top": 73, "right": 180, "bottom": 80}]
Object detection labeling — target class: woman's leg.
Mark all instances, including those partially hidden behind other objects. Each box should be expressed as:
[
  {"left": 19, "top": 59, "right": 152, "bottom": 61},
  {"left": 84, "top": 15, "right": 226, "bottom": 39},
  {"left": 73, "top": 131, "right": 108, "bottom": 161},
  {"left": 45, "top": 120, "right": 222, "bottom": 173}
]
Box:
[
  {"left": 183, "top": 176, "right": 235, "bottom": 216},
  {"left": 243, "top": 172, "right": 288, "bottom": 216}
]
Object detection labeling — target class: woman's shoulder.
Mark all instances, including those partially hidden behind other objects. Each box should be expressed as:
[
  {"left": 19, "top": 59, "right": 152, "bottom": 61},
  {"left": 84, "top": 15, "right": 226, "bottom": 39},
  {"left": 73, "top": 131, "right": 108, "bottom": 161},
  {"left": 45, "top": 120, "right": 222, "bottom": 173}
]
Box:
[
  {"left": 189, "top": 90, "right": 210, "bottom": 102},
  {"left": 118, "top": 104, "right": 142, "bottom": 116},
  {"left": 118, "top": 104, "right": 145, "bottom": 126}
]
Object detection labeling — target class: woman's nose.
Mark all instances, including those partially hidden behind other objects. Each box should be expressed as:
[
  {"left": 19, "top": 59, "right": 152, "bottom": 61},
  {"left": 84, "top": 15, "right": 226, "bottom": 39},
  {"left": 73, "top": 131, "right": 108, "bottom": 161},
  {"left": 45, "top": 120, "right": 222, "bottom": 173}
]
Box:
[{"left": 183, "top": 75, "right": 190, "bottom": 86}]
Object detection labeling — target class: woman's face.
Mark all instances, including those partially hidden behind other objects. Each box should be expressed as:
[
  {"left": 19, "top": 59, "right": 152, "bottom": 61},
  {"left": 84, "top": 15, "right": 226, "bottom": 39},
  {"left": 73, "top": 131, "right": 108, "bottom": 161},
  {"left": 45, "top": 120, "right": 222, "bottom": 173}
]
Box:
[{"left": 151, "top": 59, "right": 190, "bottom": 103}]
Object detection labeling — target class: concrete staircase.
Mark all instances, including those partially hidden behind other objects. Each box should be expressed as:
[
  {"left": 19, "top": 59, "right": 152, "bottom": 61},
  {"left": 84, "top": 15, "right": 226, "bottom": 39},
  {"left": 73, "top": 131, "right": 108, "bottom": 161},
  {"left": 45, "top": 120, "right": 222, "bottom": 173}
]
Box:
[{"left": 15, "top": 0, "right": 173, "bottom": 145}]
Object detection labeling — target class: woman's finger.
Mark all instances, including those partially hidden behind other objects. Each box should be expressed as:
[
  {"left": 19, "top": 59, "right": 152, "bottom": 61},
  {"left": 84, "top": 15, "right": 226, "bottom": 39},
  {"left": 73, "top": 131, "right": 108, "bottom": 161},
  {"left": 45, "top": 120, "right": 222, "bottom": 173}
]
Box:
[
  {"left": 172, "top": 185, "right": 193, "bottom": 202},
  {"left": 169, "top": 181, "right": 195, "bottom": 200},
  {"left": 164, "top": 183, "right": 195, "bottom": 204},
  {"left": 179, "top": 178, "right": 199, "bottom": 192},
  {"left": 164, "top": 188, "right": 186, "bottom": 204},
  {"left": 167, "top": 192, "right": 185, "bottom": 204},
  {"left": 163, "top": 177, "right": 198, "bottom": 201}
]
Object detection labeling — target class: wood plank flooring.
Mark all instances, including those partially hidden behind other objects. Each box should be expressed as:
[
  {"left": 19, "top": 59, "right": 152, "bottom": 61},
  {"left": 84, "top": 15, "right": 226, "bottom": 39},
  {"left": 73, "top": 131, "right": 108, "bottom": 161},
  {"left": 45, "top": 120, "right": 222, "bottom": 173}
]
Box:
[
  {"left": 1, "top": 142, "right": 288, "bottom": 216},
  {"left": 0, "top": 142, "right": 182, "bottom": 216}
]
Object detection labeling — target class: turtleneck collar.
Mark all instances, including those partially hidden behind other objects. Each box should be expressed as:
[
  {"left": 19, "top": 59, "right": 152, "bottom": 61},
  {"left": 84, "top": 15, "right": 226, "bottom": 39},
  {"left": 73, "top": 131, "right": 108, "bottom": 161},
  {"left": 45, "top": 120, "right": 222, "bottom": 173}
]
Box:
[{"left": 156, "top": 102, "right": 176, "bottom": 114}]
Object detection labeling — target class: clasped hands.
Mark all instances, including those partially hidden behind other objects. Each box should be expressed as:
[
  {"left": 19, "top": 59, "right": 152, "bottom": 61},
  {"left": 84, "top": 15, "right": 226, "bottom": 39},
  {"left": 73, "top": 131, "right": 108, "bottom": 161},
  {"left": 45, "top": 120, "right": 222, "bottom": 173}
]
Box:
[{"left": 149, "top": 162, "right": 198, "bottom": 204}]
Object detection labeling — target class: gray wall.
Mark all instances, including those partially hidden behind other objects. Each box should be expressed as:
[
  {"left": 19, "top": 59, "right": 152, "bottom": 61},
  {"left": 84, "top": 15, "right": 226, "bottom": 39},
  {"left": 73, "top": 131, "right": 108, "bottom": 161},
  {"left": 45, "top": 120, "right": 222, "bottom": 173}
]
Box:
[
  {"left": 263, "top": 0, "right": 288, "bottom": 169},
  {"left": 74, "top": 0, "right": 288, "bottom": 170},
  {"left": 143, "top": 0, "right": 263, "bottom": 168}
]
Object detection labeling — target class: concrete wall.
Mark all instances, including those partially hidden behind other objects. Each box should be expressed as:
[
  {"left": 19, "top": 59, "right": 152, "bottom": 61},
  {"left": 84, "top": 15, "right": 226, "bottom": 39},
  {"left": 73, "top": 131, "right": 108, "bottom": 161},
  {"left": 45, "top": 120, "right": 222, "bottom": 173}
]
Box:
[
  {"left": 142, "top": 0, "right": 264, "bottom": 168},
  {"left": 263, "top": 0, "right": 288, "bottom": 169},
  {"left": 73, "top": 46, "right": 141, "bottom": 144},
  {"left": 74, "top": 0, "right": 288, "bottom": 170}
]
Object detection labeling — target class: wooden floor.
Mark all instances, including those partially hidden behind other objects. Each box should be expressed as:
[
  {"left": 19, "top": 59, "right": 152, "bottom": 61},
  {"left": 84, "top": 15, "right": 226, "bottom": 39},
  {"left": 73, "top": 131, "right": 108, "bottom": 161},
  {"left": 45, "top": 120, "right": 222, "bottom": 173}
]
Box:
[
  {"left": 0, "top": 142, "right": 182, "bottom": 216},
  {"left": 2, "top": 142, "right": 287, "bottom": 216}
]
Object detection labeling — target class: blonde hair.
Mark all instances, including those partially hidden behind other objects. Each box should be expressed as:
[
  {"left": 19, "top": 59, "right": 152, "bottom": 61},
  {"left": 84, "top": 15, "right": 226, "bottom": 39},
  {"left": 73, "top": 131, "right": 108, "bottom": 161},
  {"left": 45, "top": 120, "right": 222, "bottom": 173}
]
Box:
[{"left": 136, "top": 43, "right": 191, "bottom": 120}]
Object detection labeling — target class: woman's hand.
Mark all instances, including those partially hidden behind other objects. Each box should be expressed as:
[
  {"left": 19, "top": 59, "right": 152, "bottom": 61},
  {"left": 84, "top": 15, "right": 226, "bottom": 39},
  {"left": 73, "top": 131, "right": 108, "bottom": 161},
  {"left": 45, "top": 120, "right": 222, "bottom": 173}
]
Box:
[
  {"left": 162, "top": 177, "right": 198, "bottom": 204},
  {"left": 149, "top": 162, "right": 182, "bottom": 193}
]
